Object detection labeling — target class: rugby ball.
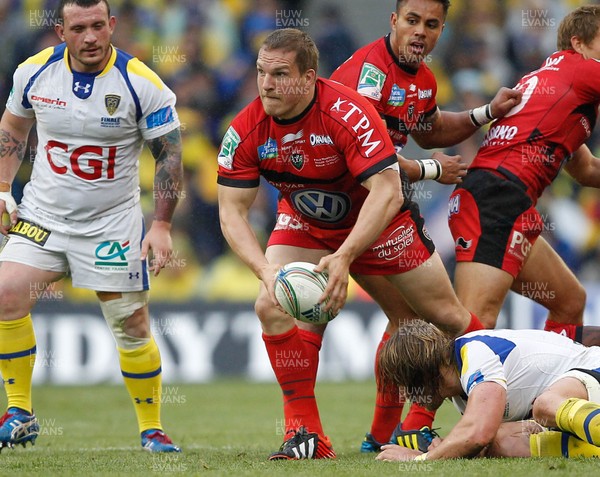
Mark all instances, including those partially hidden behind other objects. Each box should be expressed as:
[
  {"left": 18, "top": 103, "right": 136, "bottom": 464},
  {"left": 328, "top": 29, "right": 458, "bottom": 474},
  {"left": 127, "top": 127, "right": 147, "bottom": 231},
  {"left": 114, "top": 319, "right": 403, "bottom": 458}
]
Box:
[{"left": 274, "top": 261, "right": 338, "bottom": 325}]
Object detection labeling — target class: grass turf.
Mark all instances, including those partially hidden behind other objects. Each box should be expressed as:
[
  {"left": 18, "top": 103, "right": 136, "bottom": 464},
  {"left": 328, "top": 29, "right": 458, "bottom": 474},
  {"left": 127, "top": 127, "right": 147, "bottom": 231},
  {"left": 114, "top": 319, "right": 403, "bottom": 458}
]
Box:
[{"left": 0, "top": 381, "right": 596, "bottom": 476}]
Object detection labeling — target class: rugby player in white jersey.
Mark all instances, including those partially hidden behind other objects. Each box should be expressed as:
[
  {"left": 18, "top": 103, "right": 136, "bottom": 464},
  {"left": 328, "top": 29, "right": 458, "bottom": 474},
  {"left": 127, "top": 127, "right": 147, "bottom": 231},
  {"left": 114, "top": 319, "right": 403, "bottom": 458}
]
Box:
[
  {"left": 0, "top": 0, "right": 182, "bottom": 452},
  {"left": 376, "top": 320, "right": 600, "bottom": 460}
]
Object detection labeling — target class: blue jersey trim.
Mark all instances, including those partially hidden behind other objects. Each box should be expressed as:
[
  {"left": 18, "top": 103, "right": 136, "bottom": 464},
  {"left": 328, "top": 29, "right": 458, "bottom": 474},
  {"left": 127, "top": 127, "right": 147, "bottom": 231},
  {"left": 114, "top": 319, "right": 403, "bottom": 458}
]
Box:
[
  {"left": 454, "top": 335, "right": 517, "bottom": 374},
  {"left": 22, "top": 44, "right": 67, "bottom": 109},
  {"left": 113, "top": 49, "right": 143, "bottom": 122}
]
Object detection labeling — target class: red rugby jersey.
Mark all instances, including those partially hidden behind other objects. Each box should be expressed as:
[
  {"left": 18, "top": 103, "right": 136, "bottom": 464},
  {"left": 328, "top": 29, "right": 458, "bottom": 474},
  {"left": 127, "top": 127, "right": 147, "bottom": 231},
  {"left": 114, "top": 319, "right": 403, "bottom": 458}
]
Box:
[
  {"left": 217, "top": 78, "right": 397, "bottom": 230},
  {"left": 472, "top": 50, "right": 600, "bottom": 203},
  {"left": 330, "top": 34, "right": 438, "bottom": 148}
]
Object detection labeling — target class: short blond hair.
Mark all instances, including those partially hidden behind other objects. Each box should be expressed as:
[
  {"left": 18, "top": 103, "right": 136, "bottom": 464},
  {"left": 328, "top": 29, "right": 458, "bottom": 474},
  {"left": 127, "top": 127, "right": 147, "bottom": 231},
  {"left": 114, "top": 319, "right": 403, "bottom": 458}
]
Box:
[
  {"left": 261, "top": 28, "right": 319, "bottom": 74},
  {"left": 557, "top": 5, "right": 600, "bottom": 51}
]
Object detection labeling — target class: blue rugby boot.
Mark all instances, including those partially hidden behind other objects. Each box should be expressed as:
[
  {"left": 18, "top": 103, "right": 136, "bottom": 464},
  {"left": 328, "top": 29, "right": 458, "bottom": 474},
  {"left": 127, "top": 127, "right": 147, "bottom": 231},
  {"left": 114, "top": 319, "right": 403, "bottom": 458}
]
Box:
[{"left": 141, "top": 429, "right": 182, "bottom": 453}]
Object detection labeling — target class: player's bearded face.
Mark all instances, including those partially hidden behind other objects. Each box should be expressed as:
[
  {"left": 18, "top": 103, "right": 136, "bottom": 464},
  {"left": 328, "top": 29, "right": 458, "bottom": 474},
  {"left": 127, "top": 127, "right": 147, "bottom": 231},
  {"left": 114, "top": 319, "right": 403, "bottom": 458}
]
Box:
[
  {"left": 391, "top": 0, "right": 445, "bottom": 67},
  {"left": 256, "top": 48, "right": 315, "bottom": 120},
  {"left": 56, "top": 3, "right": 116, "bottom": 73}
]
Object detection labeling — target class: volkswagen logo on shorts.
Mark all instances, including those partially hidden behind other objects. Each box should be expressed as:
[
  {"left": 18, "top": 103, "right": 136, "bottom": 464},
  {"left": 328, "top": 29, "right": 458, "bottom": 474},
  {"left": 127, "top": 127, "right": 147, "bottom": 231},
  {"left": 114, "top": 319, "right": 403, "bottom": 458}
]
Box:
[{"left": 291, "top": 189, "right": 350, "bottom": 223}]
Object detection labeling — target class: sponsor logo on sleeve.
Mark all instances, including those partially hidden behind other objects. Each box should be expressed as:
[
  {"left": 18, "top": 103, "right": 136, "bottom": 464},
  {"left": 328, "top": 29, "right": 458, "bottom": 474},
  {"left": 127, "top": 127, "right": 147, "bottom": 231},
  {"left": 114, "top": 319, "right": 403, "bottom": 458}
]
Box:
[
  {"left": 146, "top": 106, "right": 174, "bottom": 129},
  {"left": 330, "top": 98, "right": 382, "bottom": 157},
  {"left": 9, "top": 219, "right": 51, "bottom": 245},
  {"left": 357, "top": 62, "right": 386, "bottom": 101},
  {"left": 466, "top": 369, "right": 485, "bottom": 394},
  {"left": 217, "top": 126, "right": 241, "bottom": 170}
]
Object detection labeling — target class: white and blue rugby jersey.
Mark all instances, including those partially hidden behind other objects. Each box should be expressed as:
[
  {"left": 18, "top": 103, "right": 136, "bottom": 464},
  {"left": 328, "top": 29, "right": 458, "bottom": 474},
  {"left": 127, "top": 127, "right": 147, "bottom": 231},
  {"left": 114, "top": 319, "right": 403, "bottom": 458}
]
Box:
[
  {"left": 7, "top": 43, "right": 179, "bottom": 221},
  {"left": 452, "top": 329, "right": 600, "bottom": 421}
]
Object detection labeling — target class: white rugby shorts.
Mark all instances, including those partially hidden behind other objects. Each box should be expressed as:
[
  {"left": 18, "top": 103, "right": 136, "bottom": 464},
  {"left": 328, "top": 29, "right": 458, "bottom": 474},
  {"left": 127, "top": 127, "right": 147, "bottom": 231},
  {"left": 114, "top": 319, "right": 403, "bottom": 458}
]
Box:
[{"left": 0, "top": 203, "right": 149, "bottom": 292}]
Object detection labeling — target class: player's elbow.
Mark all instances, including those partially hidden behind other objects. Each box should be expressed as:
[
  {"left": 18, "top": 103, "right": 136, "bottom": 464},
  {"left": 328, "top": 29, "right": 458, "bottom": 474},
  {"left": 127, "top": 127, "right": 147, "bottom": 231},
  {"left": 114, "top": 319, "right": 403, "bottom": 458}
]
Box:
[
  {"left": 464, "top": 425, "right": 497, "bottom": 456},
  {"left": 383, "top": 191, "right": 403, "bottom": 221}
]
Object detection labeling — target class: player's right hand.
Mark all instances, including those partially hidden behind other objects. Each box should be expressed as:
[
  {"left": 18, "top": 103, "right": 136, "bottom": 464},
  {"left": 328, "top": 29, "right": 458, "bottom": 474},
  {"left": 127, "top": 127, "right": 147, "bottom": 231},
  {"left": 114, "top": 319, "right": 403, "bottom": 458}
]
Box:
[
  {"left": 0, "top": 189, "right": 18, "bottom": 236},
  {"left": 433, "top": 151, "right": 467, "bottom": 185}
]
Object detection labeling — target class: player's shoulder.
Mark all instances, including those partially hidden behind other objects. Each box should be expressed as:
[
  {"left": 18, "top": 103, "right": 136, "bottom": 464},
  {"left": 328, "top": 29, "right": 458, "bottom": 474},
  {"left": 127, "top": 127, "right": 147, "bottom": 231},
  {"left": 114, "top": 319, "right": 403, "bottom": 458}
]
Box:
[
  {"left": 227, "top": 97, "right": 269, "bottom": 141},
  {"left": 320, "top": 77, "right": 364, "bottom": 101},
  {"left": 331, "top": 36, "right": 393, "bottom": 90},
  {"left": 416, "top": 61, "right": 436, "bottom": 81},
  {"left": 318, "top": 77, "right": 380, "bottom": 115},
  {"left": 17, "top": 43, "right": 66, "bottom": 73},
  {"left": 112, "top": 47, "right": 167, "bottom": 91}
]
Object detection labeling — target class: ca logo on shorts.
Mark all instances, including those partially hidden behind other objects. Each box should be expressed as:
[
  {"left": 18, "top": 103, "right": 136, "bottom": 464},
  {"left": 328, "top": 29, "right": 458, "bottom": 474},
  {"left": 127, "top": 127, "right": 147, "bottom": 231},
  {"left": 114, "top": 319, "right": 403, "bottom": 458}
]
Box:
[{"left": 94, "top": 240, "right": 130, "bottom": 269}]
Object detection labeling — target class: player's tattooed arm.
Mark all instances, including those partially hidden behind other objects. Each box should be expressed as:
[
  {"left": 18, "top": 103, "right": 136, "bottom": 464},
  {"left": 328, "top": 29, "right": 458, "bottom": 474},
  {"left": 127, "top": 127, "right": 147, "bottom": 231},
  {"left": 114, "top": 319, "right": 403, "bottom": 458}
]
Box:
[
  {"left": 146, "top": 127, "right": 183, "bottom": 223},
  {"left": 0, "top": 128, "right": 27, "bottom": 161}
]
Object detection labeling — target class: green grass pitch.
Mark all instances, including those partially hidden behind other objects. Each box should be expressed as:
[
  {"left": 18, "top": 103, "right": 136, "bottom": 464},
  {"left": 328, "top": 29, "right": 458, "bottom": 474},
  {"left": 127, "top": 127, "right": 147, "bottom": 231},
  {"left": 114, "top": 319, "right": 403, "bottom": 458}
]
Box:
[{"left": 1, "top": 381, "right": 596, "bottom": 476}]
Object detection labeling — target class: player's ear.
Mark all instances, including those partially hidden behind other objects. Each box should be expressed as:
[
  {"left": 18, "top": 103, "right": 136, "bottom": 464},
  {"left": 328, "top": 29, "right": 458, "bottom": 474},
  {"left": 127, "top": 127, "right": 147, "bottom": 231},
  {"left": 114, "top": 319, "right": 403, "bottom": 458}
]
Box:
[
  {"left": 108, "top": 15, "right": 116, "bottom": 33},
  {"left": 305, "top": 68, "right": 316, "bottom": 86},
  {"left": 571, "top": 35, "right": 584, "bottom": 54},
  {"left": 390, "top": 11, "right": 398, "bottom": 32},
  {"left": 54, "top": 21, "right": 65, "bottom": 41}
]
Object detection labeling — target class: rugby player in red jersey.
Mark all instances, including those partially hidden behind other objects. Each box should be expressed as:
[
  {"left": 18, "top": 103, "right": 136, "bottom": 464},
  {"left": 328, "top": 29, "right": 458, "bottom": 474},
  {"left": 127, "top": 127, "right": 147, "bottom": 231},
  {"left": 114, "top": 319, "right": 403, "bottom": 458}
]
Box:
[
  {"left": 217, "top": 28, "right": 488, "bottom": 460},
  {"left": 330, "top": 0, "right": 522, "bottom": 451},
  {"left": 449, "top": 6, "right": 600, "bottom": 345}
]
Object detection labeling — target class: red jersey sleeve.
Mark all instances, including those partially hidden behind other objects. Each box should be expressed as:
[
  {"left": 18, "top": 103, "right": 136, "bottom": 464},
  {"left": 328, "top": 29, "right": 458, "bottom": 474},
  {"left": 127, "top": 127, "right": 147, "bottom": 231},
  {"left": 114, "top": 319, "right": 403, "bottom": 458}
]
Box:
[{"left": 217, "top": 99, "right": 265, "bottom": 188}]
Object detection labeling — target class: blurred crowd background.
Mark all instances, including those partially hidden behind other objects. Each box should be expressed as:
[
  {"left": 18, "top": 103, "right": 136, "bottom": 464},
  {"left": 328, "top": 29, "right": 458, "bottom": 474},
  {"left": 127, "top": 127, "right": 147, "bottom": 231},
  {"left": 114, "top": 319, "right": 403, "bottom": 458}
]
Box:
[{"left": 1, "top": 0, "right": 600, "bottom": 303}]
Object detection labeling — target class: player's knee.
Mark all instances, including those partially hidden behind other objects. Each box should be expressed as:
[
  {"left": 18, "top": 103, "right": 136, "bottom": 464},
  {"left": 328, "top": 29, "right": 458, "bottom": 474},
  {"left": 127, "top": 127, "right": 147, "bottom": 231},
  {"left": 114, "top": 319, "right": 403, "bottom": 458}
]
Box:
[
  {"left": 532, "top": 392, "right": 556, "bottom": 428},
  {"left": 0, "top": 284, "right": 31, "bottom": 319},
  {"left": 254, "top": 292, "right": 287, "bottom": 326},
  {"left": 98, "top": 291, "right": 150, "bottom": 350},
  {"left": 549, "top": 283, "right": 586, "bottom": 323},
  {"left": 424, "top": 304, "right": 468, "bottom": 335}
]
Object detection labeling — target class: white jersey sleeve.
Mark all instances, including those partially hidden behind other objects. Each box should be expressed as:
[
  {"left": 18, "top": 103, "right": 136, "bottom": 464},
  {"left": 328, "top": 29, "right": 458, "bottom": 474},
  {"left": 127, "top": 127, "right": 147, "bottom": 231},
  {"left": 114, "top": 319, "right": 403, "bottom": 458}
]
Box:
[{"left": 124, "top": 56, "right": 180, "bottom": 141}]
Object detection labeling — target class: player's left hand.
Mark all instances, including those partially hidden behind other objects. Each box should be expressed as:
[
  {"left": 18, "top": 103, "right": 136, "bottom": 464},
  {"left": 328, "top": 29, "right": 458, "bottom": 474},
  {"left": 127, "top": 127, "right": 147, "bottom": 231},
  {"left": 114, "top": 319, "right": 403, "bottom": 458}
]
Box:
[
  {"left": 489, "top": 86, "right": 522, "bottom": 119},
  {"left": 141, "top": 220, "right": 173, "bottom": 276},
  {"left": 314, "top": 253, "right": 351, "bottom": 316},
  {"left": 376, "top": 444, "right": 422, "bottom": 461}
]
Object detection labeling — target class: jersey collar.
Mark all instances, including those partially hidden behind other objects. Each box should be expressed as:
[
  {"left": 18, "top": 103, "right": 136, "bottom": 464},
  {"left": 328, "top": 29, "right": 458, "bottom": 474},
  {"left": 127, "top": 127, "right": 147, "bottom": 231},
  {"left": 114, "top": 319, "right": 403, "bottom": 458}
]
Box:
[
  {"left": 63, "top": 44, "right": 117, "bottom": 77},
  {"left": 272, "top": 84, "right": 318, "bottom": 125},
  {"left": 385, "top": 34, "right": 420, "bottom": 76}
]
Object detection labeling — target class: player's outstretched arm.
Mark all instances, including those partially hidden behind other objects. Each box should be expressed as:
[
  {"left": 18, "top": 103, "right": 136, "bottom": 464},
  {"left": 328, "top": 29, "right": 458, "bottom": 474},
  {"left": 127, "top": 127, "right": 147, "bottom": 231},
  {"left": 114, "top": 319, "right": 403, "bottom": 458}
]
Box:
[
  {"left": 423, "top": 382, "right": 505, "bottom": 460},
  {"left": 142, "top": 127, "right": 183, "bottom": 275},
  {"left": 378, "top": 382, "right": 506, "bottom": 461},
  {"left": 0, "top": 110, "right": 35, "bottom": 231},
  {"left": 398, "top": 150, "right": 467, "bottom": 185},
  {"left": 565, "top": 144, "right": 600, "bottom": 188},
  {"left": 410, "top": 87, "right": 522, "bottom": 150}
]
